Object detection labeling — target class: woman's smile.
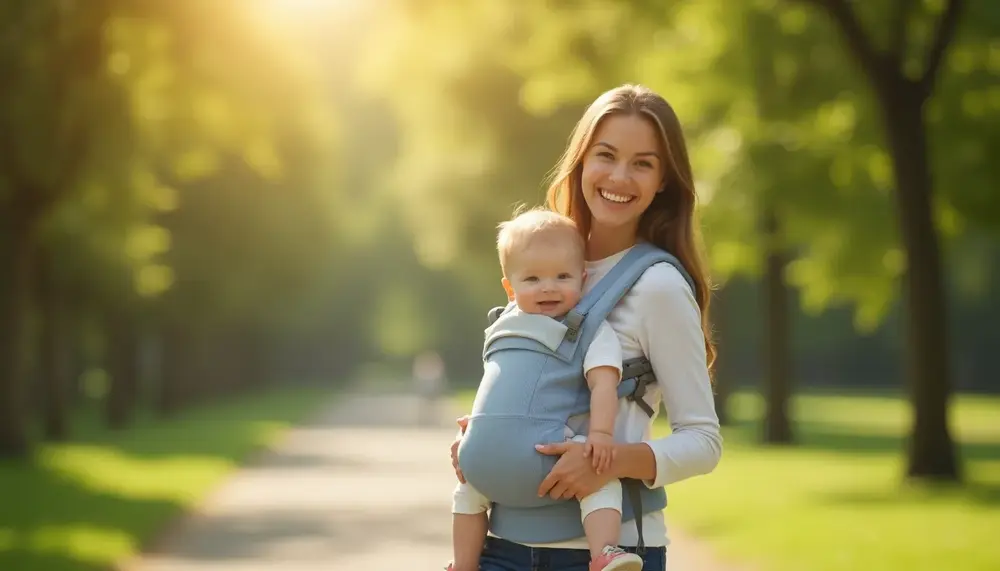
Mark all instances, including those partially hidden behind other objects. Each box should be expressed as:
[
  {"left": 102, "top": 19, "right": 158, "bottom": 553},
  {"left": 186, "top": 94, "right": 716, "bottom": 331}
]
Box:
[{"left": 598, "top": 188, "right": 635, "bottom": 204}]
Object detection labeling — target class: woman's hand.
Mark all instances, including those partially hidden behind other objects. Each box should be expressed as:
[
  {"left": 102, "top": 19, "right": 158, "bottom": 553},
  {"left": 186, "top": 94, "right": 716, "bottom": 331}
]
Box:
[
  {"left": 535, "top": 440, "right": 615, "bottom": 500},
  {"left": 450, "top": 416, "right": 470, "bottom": 483}
]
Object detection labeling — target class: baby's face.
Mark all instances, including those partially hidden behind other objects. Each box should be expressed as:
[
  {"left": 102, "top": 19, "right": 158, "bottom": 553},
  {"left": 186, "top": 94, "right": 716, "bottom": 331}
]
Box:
[{"left": 504, "top": 242, "right": 585, "bottom": 318}]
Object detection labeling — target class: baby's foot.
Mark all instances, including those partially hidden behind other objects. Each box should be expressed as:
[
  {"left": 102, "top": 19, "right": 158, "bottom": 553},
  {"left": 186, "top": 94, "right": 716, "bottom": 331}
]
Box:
[{"left": 589, "top": 545, "right": 644, "bottom": 571}]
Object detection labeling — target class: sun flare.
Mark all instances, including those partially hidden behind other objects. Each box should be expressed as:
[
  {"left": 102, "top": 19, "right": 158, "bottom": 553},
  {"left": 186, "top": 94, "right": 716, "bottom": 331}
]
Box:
[{"left": 256, "top": 0, "right": 348, "bottom": 19}]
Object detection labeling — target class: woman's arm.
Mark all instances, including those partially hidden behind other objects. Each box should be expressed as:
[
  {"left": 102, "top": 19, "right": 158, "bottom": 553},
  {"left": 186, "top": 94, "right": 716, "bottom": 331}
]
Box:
[
  {"left": 636, "top": 265, "right": 722, "bottom": 488},
  {"left": 609, "top": 442, "right": 657, "bottom": 482}
]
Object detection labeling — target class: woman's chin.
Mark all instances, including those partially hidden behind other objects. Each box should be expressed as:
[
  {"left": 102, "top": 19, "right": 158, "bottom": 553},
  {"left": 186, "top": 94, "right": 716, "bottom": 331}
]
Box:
[{"left": 590, "top": 209, "right": 641, "bottom": 231}]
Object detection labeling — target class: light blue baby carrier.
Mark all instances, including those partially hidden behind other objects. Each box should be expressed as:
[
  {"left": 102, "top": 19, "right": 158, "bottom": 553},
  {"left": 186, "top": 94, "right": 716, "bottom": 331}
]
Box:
[{"left": 458, "top": 242, "right": 695, "bottom": 551}]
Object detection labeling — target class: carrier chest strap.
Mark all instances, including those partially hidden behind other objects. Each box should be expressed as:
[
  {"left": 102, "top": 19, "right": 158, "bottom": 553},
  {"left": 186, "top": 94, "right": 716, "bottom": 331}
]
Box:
[{"left": 621, "top": 357, "right": 656, "bottom": 418}]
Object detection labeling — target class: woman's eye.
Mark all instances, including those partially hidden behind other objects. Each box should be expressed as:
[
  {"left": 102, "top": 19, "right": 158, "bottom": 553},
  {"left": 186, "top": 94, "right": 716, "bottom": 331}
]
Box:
[
  {"left": 597, "top": 151, "right": 614, "bottom": 160},
  {"left": 636, "top": 160, "right": 653, "bottom": 169}
]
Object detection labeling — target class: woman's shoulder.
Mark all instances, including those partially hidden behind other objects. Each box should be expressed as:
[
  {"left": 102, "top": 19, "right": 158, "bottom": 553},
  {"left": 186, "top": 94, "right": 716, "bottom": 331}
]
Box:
[{"left": 631, "top": 261, "right": 696, "bottom": 305}]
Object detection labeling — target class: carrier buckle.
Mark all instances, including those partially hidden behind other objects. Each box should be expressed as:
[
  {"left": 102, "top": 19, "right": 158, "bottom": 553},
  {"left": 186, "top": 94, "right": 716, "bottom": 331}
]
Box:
[{"left": 563, "top": 310, "right": 584, "bottom": 342}]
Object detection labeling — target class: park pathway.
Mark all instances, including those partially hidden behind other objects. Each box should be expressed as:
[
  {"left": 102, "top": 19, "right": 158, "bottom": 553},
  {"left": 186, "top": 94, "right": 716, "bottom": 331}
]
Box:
[{"left": 122, "top": 390, "right": 749, "bottom": 570}]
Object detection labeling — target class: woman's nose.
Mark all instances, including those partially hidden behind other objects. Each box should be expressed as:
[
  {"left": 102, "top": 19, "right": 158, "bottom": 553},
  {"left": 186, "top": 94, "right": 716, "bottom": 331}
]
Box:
[{"left": 609, "top": 161, "right": 629, "bottom": 183}]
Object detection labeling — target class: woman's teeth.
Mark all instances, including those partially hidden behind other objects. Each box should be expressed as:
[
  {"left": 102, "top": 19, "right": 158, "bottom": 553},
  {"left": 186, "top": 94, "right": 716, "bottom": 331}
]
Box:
[{"left": 600, "top": 189, "right": 633, "bottom": 203}]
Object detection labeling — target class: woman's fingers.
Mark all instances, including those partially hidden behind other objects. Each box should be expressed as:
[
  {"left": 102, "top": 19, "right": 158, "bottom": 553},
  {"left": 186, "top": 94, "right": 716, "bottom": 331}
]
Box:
[
  {"left": 450, "top": 437, "right": 466, "bottom": 483},
  {"left": 547, "top": 481, "right": 572, "bottom": 500},
  {"left": 534, "top": 441, "right": 569, "bottom": 456}
]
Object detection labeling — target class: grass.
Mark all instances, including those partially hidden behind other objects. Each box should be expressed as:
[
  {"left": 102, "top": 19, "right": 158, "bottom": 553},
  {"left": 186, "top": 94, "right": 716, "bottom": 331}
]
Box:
[
  {"left": 0, "top": 385, "right": 332, "bottom": 571},
  {"left": 452, "top": 389, "right": 1000, "bottom": 571}
]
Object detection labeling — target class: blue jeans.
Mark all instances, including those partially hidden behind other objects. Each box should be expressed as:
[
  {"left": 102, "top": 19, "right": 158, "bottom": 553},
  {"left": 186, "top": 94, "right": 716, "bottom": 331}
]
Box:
[{"left": 479, "top": 536, "right": 666, "bottom": 571}]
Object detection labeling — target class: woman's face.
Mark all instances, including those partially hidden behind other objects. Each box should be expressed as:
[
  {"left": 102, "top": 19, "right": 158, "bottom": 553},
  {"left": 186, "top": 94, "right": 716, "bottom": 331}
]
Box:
[{"left": 579, "top": 113, "right": 665, "bottom": 233}]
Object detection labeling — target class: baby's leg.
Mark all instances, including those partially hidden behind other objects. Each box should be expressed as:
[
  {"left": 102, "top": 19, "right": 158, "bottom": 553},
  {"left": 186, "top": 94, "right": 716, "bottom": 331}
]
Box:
[
  {"left": 451, "top": 482, "right": 490, "bottom": 571},
  {"left": 569, "top": 434, "right": 623, "bottom": 559}
]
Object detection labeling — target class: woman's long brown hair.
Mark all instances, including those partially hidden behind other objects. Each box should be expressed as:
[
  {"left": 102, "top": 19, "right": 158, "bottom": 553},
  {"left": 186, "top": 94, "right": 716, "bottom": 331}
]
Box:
[{"left": 545, "top": 84, "right": 716, "bottom": 375}]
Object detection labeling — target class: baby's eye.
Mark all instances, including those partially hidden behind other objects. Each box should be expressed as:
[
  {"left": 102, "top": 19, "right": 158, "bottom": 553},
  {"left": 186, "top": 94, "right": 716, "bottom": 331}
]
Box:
[
  {"left": 558, "top": 273, "right": 573, "bottom": 280},
  {"left": 524, "top": 276, "right": 539, "bottom": 282}
]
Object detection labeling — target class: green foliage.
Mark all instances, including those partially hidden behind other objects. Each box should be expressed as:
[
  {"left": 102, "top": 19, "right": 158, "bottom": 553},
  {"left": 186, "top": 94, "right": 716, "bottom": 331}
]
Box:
[{"left": 358, "top": 0, "right": 999, "bottom": 334}]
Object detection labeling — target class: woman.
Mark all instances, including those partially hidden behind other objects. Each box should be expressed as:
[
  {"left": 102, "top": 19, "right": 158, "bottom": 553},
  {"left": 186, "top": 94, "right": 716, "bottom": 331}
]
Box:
[{"left": 451, "top": 84, "right": 722, "bottom": 571}]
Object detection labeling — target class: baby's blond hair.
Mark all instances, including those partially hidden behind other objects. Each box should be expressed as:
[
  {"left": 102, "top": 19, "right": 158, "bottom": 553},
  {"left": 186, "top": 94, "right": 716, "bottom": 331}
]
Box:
[{"left": 496, "top": 206, "right": 585, "bottom": 277}]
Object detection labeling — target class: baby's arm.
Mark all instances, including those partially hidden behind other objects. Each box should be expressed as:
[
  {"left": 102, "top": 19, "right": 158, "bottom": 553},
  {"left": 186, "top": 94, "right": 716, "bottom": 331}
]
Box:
[
  {"left": 586, "top": 366, "right": 619, "bottom": 440},
  {"left": 583, "top": 321, "right": 623, "bottom": 474}
]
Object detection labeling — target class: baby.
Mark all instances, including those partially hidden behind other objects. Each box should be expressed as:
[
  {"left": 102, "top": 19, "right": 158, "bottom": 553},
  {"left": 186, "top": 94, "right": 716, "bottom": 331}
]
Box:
[{"left": 449, "top": 208, "right": 643, "bottom": 571}]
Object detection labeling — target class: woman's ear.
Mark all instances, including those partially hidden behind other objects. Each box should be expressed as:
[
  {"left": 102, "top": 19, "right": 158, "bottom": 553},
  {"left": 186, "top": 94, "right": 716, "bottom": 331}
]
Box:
[{"left": 658, "top": 173, "right": 670, "bottom": 193}]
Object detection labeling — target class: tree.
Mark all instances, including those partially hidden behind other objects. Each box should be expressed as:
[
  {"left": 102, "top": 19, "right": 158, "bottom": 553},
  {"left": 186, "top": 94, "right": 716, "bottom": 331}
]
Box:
[
  {"left": 0, "top": 0, "right": 116, "bottom": 457},
  {"left": 0, "top": 0, "right": 342, "bottom": 452},
  {"left": 793, "top": 0, "right": 966, "bottom": 479}
]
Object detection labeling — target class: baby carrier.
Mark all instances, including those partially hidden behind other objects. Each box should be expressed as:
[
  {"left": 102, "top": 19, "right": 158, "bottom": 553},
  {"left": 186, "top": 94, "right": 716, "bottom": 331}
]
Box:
[{"left": 457, "top": 242, "right": 696, "bottom": 550}]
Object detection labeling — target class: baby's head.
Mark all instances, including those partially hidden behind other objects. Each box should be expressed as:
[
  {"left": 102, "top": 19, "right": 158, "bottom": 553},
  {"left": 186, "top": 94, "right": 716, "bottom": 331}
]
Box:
[{"left": 497, "top": 207, "right": 587, "bottom": 318}]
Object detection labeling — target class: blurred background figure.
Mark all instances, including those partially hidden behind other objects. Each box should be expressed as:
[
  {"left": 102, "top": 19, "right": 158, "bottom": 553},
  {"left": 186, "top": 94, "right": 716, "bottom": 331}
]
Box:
[{"left": 413, "top": 350, "right": 448, "bottom": 426}]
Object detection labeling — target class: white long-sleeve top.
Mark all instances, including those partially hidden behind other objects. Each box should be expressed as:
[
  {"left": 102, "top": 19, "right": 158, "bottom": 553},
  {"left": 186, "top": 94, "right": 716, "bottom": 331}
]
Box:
[{"left": 512, "top": 245, "right": 723, "bottom": 549}]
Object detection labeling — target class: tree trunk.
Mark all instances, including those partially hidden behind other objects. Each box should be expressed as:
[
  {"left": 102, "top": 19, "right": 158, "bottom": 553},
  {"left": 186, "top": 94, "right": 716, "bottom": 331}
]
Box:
[
  {"left": 762, "top": 207, "right": 794, "bottom": 444},
  {"left": 105, "top": 304, "right": 140, "bottom": 429},
  {"left": 158, "top": 322, "right": 191, "bottom": 415},
  {"left": 240, "top": 328, "right": 271, "bottom": 389},
  {"left": 712, "top": 286, "right": 732, "bottom": 425},
  {"left": 36, "top": 247, "right": 73, "bottom": 441},
  {"left": 879, "top": 80, "right": 959, "bottom": 480},
  {"left": 745, "top": 9, "right": 794, "bottom": 443},
  {"left": 0, "top": 214, "right": 36, "bottom": 458}
]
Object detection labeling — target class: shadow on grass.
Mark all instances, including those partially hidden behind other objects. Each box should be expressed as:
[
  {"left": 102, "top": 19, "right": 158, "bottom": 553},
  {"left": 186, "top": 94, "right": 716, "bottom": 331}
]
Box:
[
  {"left": 722, "top": 419, "right": 1000, "bottom": 463},
  {"left": 717, "top": 416, "right": 1000, "bottom": 508},
  {"left": 65, "top": 388, "right": 333, "bottom": 460},
  {"left": 0, "top": 550, "right": 107, "bottom": 571},
  {"left": 0, "top": 387, "right": 334, "bottom": 571},
  {"left": 815, "top": 482, "right": 1000, "bottom": 508},
  {"left": 0, "top": 461, "right": 182, "bottom": 571}
]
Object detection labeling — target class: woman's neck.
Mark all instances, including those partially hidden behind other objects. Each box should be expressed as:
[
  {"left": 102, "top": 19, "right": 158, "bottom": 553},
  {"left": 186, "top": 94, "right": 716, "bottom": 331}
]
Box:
[{"left": 586, "top": 222, "right": 639, "bottom": 261}]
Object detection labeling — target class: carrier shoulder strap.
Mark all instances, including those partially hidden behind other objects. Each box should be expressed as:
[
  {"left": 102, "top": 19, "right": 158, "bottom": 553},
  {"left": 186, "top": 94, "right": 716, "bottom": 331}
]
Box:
[
  {"left": 561, "top": 242, "right": 695, "bottom": 352},
  {"left": 568, "top": 243, "right": 696, "bottom": 417}
]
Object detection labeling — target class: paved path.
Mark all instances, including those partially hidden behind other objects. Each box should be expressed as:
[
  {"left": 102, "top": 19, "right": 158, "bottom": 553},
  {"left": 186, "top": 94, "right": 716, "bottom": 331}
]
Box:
[{"left": 123, "top": 391, "right": 749, "bottom": 570}]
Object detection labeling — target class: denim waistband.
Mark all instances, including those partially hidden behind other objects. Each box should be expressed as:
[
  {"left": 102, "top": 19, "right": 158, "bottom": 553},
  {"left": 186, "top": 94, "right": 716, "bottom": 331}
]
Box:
[{"left": 480, "top": 536, "right": 666, "bottom": 571}]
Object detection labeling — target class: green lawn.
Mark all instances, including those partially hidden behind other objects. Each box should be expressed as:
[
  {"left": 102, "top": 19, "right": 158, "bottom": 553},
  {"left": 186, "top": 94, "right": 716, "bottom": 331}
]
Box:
[
  {"left": 0, "top": 386, "right": 332, "bottom": 571},
  {"left": 452, "top": 389, "right": 1000, "bottom": 571}
]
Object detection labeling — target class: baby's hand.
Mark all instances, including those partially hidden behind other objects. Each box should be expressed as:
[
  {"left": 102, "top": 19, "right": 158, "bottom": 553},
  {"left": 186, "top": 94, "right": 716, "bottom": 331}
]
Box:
[{"left": 585, "top": 431, "right": 616, "bottom": 475}]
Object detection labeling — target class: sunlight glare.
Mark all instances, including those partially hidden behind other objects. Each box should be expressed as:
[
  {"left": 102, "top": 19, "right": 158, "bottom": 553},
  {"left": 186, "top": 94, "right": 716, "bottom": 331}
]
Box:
[
  {"left": 250, "top": 0, "right": 363, "bottom": 34},
  {"left": 258, "top": 0, "right": 339, "bottom": 19}
]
